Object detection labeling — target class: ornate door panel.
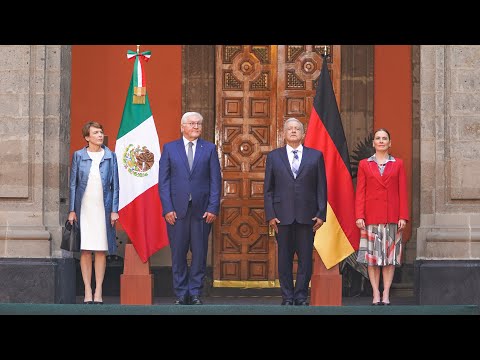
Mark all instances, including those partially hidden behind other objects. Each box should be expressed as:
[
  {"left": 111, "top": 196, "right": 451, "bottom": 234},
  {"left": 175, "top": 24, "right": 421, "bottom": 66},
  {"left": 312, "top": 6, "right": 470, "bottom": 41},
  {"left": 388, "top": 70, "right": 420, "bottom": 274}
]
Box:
[
  {"left": 277, "top": 45, "right": 341, "bottom": 134},
  {"left": 214, "top": 45, "right": 278, "bottom": 286},
  {"left": 213, "top": 45, "right": 340, "bottom": 287}
]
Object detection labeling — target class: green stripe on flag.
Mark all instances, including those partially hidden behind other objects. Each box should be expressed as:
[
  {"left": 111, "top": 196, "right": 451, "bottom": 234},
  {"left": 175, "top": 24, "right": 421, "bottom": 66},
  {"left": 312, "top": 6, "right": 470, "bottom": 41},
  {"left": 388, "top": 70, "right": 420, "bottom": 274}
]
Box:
[{"left": 117, "top": 77, "right": 153, "bottom": 139}]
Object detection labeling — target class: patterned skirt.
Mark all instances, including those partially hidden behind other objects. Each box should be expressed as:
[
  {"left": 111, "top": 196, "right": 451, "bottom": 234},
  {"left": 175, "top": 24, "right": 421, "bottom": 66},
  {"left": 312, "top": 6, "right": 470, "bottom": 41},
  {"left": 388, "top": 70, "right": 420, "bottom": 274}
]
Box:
[{"left": 356, "top": 223, "right": 402, "bottom": 266}]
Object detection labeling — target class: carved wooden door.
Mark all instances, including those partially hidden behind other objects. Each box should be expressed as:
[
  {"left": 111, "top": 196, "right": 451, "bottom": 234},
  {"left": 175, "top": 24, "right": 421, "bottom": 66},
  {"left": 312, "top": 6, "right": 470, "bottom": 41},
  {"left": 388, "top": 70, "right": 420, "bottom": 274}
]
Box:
[{"left": 213, "top": 45, "right": 340, "bottom": 287}]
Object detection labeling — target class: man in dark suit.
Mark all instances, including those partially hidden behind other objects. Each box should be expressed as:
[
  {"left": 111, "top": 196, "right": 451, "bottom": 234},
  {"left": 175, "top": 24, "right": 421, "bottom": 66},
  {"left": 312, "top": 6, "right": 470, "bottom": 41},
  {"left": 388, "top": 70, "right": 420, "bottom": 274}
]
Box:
[
  {"left": 159, "top": 112, "right": 221, "bottom": 305},
  {"left": 264, "top": 117, "right": 327, "bottom": 306}
]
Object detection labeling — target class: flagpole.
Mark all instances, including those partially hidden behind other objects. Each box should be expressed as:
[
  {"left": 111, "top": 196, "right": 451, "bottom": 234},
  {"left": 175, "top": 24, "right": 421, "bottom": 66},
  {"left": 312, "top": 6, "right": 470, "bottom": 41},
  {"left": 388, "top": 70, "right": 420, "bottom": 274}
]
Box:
[
  {"left": 322, "top": 45, "right": 329, "bottom": 58},
  {"left": 118, "top": 45, "right": 157, "bottom": 305}
]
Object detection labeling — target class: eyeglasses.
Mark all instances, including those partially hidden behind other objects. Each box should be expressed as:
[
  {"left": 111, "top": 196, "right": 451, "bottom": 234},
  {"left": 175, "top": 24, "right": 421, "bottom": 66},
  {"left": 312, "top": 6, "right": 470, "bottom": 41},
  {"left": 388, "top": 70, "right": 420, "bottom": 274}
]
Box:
[{"left": 184, "top": 122, "right": 203, "bottom": 128}]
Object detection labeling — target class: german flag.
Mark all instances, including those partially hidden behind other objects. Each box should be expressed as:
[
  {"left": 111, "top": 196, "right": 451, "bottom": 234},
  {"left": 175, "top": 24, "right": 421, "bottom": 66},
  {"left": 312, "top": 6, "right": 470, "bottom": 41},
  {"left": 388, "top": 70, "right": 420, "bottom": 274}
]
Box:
[{"left": 304, "top": 57, "right": 359, "bottom": 269}]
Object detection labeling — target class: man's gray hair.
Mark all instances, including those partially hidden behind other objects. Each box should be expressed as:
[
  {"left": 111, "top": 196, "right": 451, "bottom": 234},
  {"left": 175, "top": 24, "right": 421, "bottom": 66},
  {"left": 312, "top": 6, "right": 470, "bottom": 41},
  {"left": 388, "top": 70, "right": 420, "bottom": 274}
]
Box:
[
  {"left": 181, "top": 111, "right": 203, "bottom": 124},
  {"left": 284, "top": 117, "right": 305, "bottom": 134}
]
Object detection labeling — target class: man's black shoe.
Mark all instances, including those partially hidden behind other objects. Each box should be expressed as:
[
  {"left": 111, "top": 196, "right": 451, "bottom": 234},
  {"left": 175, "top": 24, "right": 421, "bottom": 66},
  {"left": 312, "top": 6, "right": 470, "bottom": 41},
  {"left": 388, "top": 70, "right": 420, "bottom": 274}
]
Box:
[
  {"left": 174, "top": 296, "right": 188, "bottom": 305},
  {"left": 294, "top": 299, "right": 309, "bottom": 306},
  {"left": 190, "top": 295, "right": 203, "bottom": 305},
  {"left": 281, "top": 299, "right": 293, "bottom": 305}
]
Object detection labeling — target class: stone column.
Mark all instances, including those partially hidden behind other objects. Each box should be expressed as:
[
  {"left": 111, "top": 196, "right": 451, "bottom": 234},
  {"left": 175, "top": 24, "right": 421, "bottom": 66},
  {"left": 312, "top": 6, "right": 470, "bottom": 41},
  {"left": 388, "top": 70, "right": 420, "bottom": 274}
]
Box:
[
  {"left": 416, "top": 45, "right": 480, "bottom": 305},
  {"left": 0, "top": 45, "right": 74, "bottom": 303}
]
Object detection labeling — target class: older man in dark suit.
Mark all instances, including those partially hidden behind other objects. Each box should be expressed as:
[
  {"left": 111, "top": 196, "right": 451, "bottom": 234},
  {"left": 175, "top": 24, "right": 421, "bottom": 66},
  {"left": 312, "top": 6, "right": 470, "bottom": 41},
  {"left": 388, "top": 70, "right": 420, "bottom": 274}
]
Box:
[
  {"left": 264, "top": 117, "right": 327, "bottom": 306},
  {"left": 159, "top": 112, "right": 221, "bottom": 305}
]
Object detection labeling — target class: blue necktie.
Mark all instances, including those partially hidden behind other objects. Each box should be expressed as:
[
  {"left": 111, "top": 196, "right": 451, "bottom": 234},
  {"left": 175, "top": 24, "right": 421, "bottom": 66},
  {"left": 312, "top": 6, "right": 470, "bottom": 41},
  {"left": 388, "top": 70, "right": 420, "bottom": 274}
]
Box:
[
  {"left": 291, "top": 150, "right": 299, "bottom": 178},
  {"left": 187, "top": 142, "right": 194, "bottom": 170},
  {"left": 188, "top": 142, "right": 193, "bottom": 201}
]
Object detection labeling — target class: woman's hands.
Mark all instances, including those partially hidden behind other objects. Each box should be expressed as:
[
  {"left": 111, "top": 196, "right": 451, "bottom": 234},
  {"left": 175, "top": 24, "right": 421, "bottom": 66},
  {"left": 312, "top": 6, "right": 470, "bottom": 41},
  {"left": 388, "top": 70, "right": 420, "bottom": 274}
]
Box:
[
  {"left": 355, "top": 218, "right": 365, "bottom": 229},
  {"left": 68, "top": 211, "right": 77, "bottom": 224},
  {"left": 111, "top": 212, "right": 119, "bottom": 226}
]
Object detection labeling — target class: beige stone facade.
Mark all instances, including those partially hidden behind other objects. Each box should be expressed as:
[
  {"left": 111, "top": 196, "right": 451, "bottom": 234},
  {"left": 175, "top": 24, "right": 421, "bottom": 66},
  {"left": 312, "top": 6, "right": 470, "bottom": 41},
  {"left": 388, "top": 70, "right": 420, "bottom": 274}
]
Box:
[
  {"left": 417, "top": 45, "right": 480, "bottom": 259},
  {"left": 0, "top": 45, "right": 71, "bottom": 259}
]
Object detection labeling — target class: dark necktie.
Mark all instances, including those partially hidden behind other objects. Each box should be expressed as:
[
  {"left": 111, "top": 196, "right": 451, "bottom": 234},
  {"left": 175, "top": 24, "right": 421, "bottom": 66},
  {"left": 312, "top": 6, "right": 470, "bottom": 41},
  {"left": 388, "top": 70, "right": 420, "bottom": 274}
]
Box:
[{"left": 291, "top": 150, "right": 299, "bottom": 178}]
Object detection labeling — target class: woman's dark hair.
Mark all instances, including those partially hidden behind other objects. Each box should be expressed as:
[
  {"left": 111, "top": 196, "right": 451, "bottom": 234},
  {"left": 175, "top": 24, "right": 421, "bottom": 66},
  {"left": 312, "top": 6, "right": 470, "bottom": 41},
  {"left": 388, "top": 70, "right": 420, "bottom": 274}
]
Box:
[
  {"left": 82, "top": 121, "right": 104, "bottom": 138},
  {"left": 374, "top": 128, "right": 390, "bottom": 140}
]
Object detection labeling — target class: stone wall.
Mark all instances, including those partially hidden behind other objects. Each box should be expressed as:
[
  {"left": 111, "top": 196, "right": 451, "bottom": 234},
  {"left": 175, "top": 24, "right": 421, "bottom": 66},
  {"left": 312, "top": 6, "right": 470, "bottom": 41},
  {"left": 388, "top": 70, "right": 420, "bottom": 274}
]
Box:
[
  {"left": 0, "top": 45, "right": 74, "bottom": 303},
  {"left": 416, "top": 45, "right": 480, "bottom": 305},
  {"left": 0, "top": 45, "right": 71, "bottom": 258},
  {"left": 417, "top": 45, "right": 480, "bottom": 259}
]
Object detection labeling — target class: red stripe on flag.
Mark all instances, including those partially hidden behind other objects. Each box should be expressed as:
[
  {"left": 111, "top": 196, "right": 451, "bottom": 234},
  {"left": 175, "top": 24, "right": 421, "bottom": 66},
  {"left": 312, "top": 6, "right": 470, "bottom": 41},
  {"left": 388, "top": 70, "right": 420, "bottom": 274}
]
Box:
[
  {"left": 119, "top": 185, "right": 169, "bottom": 262},
  {"left": 305, "top": 108, "right": 359, "bottom": 251}
]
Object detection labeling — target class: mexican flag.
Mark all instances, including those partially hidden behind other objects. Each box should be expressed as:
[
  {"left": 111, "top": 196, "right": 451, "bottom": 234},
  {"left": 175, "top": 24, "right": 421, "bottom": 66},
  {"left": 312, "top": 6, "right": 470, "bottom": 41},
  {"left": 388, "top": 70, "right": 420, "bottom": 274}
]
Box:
[{"left": 115, "top": 49, "right": 169, "bottom": 263}]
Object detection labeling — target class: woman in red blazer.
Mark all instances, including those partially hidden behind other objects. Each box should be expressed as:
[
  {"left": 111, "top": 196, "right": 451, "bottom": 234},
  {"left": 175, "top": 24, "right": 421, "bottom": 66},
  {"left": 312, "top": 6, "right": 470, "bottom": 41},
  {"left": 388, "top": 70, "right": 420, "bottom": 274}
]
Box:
[{"left": 355, "top": 128, "right": 409, "bottom": 305}]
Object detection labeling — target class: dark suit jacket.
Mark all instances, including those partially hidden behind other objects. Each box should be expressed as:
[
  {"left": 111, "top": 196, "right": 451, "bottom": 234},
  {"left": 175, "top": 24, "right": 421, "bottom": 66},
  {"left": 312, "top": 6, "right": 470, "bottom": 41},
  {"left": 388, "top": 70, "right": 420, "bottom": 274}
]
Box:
[
  {"left": 355, "top": 157, "right": 409, "bottom": 225},
  {"left": 159, "top": 138, "right": 221, "bottom": 220},
  {"left": 264, "top": 145, "right": 327, "bottom": 225}
]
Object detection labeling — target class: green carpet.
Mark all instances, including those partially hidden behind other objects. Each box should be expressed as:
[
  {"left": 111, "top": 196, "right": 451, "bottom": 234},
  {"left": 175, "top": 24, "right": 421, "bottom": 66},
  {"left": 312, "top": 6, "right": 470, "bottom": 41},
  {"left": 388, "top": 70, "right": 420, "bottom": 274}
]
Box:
[{"left": 0, "top": 303, "right": 478, "bottom": 315}]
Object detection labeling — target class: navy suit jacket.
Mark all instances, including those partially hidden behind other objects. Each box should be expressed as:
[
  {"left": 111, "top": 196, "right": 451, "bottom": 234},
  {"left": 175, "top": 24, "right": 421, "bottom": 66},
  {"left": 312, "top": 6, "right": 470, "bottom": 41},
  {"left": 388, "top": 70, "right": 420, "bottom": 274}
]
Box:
[
  {"left": 159, "top": 138, "right": 221, "bottom": 220},
  {"left": 264, "top": 145, "right": 327, "bottom": 225}
]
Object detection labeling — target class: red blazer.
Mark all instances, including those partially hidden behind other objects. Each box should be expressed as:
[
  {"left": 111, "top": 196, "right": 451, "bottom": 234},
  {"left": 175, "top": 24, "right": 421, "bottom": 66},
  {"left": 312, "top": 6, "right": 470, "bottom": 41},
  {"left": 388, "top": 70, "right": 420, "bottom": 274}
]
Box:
[{"left": 355, "top": 157, "right": 409, "bottom": 226}]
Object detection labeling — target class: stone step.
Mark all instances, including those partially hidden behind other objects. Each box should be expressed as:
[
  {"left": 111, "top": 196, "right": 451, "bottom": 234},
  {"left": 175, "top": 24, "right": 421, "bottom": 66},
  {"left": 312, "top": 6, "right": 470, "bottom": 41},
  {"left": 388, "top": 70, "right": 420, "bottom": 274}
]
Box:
[{"left": 391, "top": 282, "right": 414, "bottom": 297}]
